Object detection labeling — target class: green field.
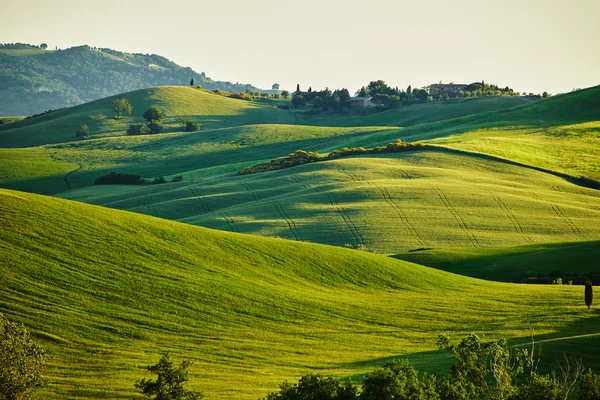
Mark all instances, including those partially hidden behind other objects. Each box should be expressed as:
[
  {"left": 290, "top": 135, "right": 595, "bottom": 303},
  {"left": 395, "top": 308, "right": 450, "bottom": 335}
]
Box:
[
  {"left": 2, "top": 188, "right": 599, "bottom": 399},
  {"left": 1, "top": 84, "right": 600, "bottom": 398}
]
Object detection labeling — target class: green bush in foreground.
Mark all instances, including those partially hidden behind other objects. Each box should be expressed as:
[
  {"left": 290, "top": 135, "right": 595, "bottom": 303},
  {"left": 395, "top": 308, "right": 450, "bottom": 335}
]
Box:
[
  {"left": 184, "top": 121, "right": 200, "bottom": 132},
  {"left": 0, "top": 313, "right": 47, "bottom": 400},
  {"left": 127, "top": 123, "right": 150, "bottom": 135},
  {"left": 135, "top": 354, "right": 203, "bottom": 400},
  {"left": 263, "top": 334, "right": 595, "bottom": 400}
]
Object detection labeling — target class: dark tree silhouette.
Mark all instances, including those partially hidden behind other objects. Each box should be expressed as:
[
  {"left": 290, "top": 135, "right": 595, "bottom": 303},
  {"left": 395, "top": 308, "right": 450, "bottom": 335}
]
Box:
[
  {"left": 190, "top": 78, "right": 194, "bottom": 86},
  {"left": 585, "top": 281, "right": 593, "bottom": 310}
]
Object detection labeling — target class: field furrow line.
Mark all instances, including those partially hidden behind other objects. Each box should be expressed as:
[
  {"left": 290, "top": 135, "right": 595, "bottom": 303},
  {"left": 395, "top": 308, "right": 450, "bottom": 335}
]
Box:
[
  {"left": 291, "top": 175, "right": 310, "bottom": 190},
  {"left": 189, "top": 188, "right": 208, "bottom": 214},
  {"left": 495, "top": 196, "right": 534, "bottom": 243},
  {"left": 374, "top": 183, "right": 426, "bottom": 246},
  {"left": 324, "top": 192, "right": 364, "bottom": 246},
  {"left": 551, "top": 204, "right": 584, "bottom": 238},
  {"left": 241, "top": 182, "right": 260, "bottom": 201},
  {"left": 220, "top": 213, "right": 239, "bottom": 233},
  {"left": 278, "top": 202, "right": 304, "bottom": 241},
  {"left": 272, "top": 201, "right": 300, "bottom": 241},
  {"left": 432, "top": 187, "right": 481, "bottom": 247},
  {"left": 530, "top": 191, "right": 542, "bottom": 201}
]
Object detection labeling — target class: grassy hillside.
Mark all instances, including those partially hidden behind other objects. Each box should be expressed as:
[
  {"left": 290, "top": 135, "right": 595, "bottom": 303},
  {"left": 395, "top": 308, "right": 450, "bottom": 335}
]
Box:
[
  {"left": 0, "top": 86, "right": 296, "bottom": 148},
  {"left": 393, "top": 241, "right": 600, "bottom": 283},
  {"left": 58, "top": 149, "right": 600, "bottom": 253},
  {"left": 1, "top": 188, "right": 599, "bottom": 399}
]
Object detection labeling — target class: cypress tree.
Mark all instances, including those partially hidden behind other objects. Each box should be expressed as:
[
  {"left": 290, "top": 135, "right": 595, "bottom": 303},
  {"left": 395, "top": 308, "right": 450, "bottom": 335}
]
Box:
[
  {"left": 585, "top": 280, "right": 593, "bottom": 310},
  {"left": 190, "top": 78, "right": 194, "bottom": 86}
]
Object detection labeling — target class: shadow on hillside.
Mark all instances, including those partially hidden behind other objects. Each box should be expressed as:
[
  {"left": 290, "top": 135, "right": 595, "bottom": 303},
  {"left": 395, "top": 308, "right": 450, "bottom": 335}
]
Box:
[{"left": 335, "top": 308, "right": 600, "bottom": 380}]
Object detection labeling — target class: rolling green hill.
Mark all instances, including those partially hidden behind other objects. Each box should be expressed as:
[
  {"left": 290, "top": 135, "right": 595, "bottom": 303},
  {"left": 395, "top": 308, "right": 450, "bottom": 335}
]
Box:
[
  {"left": 0, "top": 44, "right": 264, "bottom": 116},
  {"left": 1, "top": 85, "right": 599, "bottom": 265},
  {"left": 393, "top": 241, "right": 600, "bottom": 283},
  {"left": 1, "top": 188, "right": 599, "bottom": 399}
]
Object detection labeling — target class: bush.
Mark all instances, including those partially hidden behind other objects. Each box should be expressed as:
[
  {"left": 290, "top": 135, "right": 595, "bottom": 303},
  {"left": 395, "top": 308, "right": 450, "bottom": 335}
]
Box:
[
  {"left": 75, "top": 124, "right": 89, "bottom": 140},
  {"left": 147, "top": 121, "right": 163, "bottom": 134},
  {"left": 153, "top": 176, "right": 166, "bottom": 184},
  {"left": 135, "top": 354, "right": 203, "bottom": 400},
  {"left": 95, "top": 172, "right": 144, "bottom": 185},
  {"left": 127, "top": 123, "right": 150, "bottom": 135},
  {"left": 171, "top": 175, "right": 183, "bottom": 182},
  {"left": 579, "top": 369, "right": 600, "bottom": 400},
  {"left": 0, "top": 313, "right": 47, "bottom": 400},
  {"left": 143, "top": 107, "right": 165, "bottom": 122},
  {"left": 261, "top": 374, "right": 357, "bottom": 400},
  {"left": 184, "top": 121, "right": 200, "bottom": 132}
]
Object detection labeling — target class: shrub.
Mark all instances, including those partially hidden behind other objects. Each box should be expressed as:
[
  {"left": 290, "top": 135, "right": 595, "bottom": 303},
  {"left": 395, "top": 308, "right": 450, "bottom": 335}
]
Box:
[
  {"left": 171, "top": 175, "right": 183, "bottom": 182},
  {"left": 143, "top": 107, "right": 165, "bottom": 122},
  {"left": 147, "top": 121, "right": 163, "bottom": 134},
  {"left": 184, "top": 121, "right": 200, "bottom": 132},
  {"left": 127, "top": 123, "right": 150, "bottom": 135},
  {"left": 0, "top": 313, "right": 47, "bottom": 400},
  {"left": 579, "top": 369, "right": 600, "bottom": 400},
  {"left": 153, "top": 176, "right": 166, "bottom": 184},
  {"left": 95, "top": 172, "right": 144, "bottom": 185},
  {"left": 135, "top": 354, "right": 203, "bottom": 400},
  {"left": 75, "top": 124, "right": 89, "bottom": 140}
]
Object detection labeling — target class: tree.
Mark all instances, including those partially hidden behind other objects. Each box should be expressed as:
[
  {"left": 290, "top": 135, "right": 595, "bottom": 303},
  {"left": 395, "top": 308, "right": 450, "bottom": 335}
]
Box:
[
  {"left": 281, "top": 90, "right": 290, "bottom": 99},
  {"left": 407, "top": 85, "right": 412, "bottom": 94},
  {"left": 0, "top": 313, "right": 47, "bottom": 400},
  {"left": 296, "top": 83, "right": 300, "bottom": 93},
  {"left": 143, "top": 107, "right": 166, "bottom": 122},
  {"left": 371, "top": 94, "right": 391, "bottom": 108},
  {"left": 272, "top": 83, "right": 280, "bottom": 90},
  {"left": 542, "top": 91, "right": 550, "bottom": 98},
  {"left": 111, "top": 98, "right": 132, "bottom": 120},
  {"left": 75, "top": 124, "right": 89, "bottom": 140},
  {"left": 437, "top": 333, "right": 529, "bottom": 400},
  {"left": 585, "top": 281, "right": 593, "bottom": 310},
  {"left": 291, "top": 94, "right": 305, "bottom": 107},
  {"left": 135, "top": 354, "right": 203, "bottom": 400},
  {"left": 40, "top": 43, "right": 48, "bottom": 50},
  {"left": 190, "top": 78, "right": 194, "bottom": 86}
]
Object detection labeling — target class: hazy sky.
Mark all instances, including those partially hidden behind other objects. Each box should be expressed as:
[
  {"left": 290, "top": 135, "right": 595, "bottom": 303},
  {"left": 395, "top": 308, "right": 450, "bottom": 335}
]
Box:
[{"left": 2, "top": 0, "right": 599, "bottom": 95}]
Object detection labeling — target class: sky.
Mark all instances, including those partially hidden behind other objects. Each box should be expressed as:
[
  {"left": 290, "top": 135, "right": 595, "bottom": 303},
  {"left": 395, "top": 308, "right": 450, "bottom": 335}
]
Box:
[{"left": 2, "top": 0, "right": 599, "bottom": 95}]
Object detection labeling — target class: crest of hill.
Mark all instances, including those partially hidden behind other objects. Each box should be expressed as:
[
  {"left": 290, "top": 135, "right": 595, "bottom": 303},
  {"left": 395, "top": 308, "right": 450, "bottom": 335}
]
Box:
[
  {"left": 0, "top": 86, "right": 296, "bottom": 147},
  {"left": 2, "top": 187, "right": 600, "bottom": 398},
  {"left": 0, "top": 44, "right": 262, "bottom": 116}
]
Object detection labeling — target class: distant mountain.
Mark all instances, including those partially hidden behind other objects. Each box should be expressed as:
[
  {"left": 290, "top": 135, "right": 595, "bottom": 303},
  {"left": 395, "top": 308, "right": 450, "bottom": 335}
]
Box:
[{"left": 0, "top": 44, "right": 262, "bottom": 116}]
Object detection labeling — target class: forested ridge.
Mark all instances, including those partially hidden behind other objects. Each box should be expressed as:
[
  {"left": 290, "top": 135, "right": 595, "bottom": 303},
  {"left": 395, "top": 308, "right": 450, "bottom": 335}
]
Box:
[{"left": 0, "top": 44, "right": 261, "bottom": 115}]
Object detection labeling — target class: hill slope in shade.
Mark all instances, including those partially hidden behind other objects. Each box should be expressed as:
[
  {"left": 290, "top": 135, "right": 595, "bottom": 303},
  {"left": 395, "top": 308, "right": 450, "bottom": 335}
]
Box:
[
  {"left": 1, "top": 188, "right": 599, "bottom": 399},
  {"left": 393, "top": 241, "right": 600, "bottom": 283},
  {"left": 0, "top": 45, "right": 265, "bottom": 116}
]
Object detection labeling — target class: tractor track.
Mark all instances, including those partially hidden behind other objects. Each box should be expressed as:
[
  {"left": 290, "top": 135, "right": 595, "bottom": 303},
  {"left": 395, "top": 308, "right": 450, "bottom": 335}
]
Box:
[
  {"left": 432, "top": 187, "right": 481, "bottom": 247},
  {"left": 368, "top": 181, "right": 426, "bottom": 247},
  {"left": 551, "top": 204, "right": 584, "bottom": 239},
  {"left": 324, "top": 191, "right": 365, "bottom": 247},
  {"left": 271, "top": 201, "right": 303, "bottom": 241},
  {"left": 241, "top": 182, "right": 261, "bottom": 201},
  {"left": 220, "top": 213, "right": 240, "bottom": 233},
  {"left": 189, "top": 188, "right": 211, "bottom": 214}
]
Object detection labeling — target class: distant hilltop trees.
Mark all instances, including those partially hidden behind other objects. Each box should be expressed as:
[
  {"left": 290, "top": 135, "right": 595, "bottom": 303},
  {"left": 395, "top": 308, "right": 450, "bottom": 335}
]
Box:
[
  {"left": 0, "top": 43, "right": 45, "bottom": 49},
  {"left": 291, "top": 79, "right": 549, "bottom": 113}
]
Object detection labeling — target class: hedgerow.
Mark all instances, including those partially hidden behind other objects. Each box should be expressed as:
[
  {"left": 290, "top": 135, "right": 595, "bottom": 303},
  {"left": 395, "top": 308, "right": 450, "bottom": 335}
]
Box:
[{"left": 239, "top": 140, "right": 425, "bottom": 175}]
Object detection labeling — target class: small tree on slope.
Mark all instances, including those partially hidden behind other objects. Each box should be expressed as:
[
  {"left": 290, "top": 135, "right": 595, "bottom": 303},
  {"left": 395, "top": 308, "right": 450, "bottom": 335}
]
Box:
[
  {"left": 0, "top": 313, "right": 47, "bottom": 400},
  {"left": 585, "top": 281, "right": 594, "bottom": 310},
  {"left": 135, "top": 354, "right": 203, "bottom": 400}
]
